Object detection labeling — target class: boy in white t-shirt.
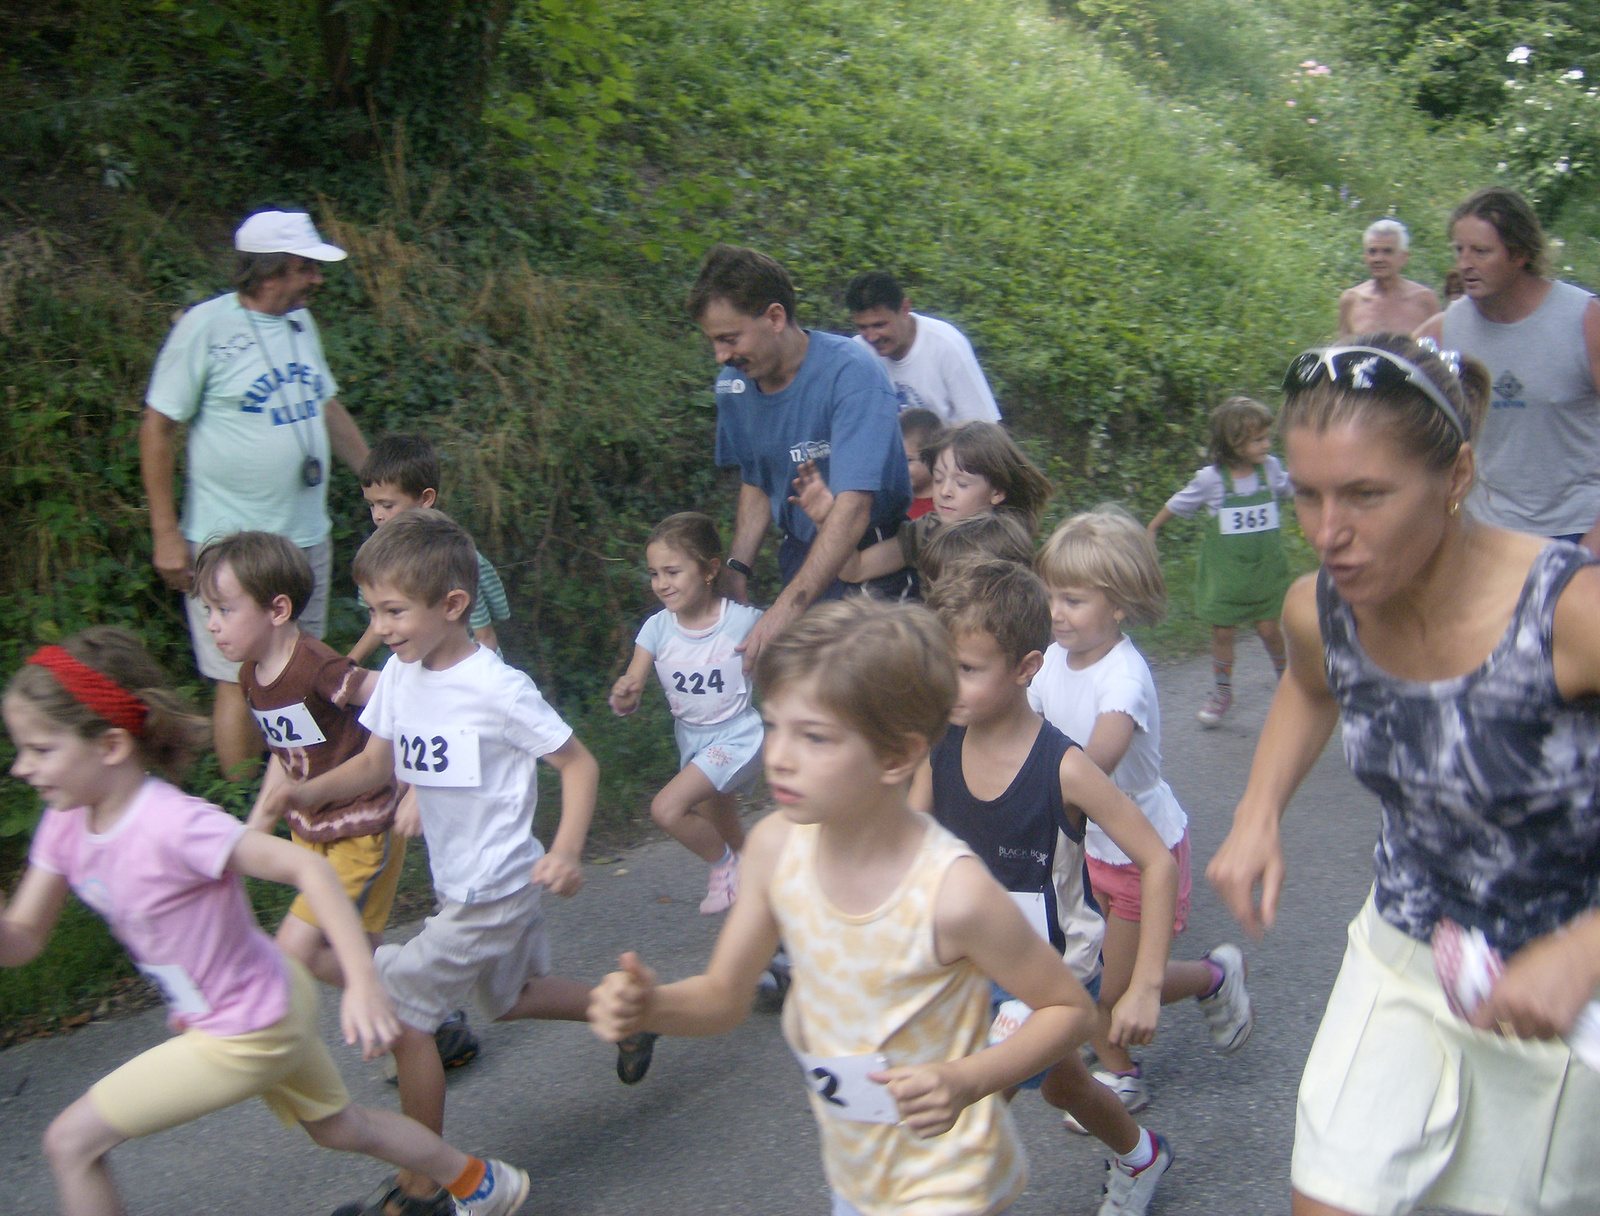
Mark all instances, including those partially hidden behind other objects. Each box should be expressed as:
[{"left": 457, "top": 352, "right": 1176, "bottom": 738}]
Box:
[{"left": 268, "top": 509, "right": 645, "bottom": 1213}]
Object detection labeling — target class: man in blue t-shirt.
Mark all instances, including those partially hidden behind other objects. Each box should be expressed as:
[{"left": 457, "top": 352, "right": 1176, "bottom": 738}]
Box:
[{"left": 689, "top": 245, "right": 910, "bottom": 670}]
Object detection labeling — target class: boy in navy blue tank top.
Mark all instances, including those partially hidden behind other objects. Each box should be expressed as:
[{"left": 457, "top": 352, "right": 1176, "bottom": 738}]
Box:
[{"left": 910, "top": 559, "right": 1180, "bottom": 1214}]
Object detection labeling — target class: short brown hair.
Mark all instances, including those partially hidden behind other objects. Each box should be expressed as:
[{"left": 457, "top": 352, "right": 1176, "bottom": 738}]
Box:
[
  {"left": 646, "top": 512, "right": 724, "bottom": 575},
  {"left": 754, "top": 598, "right": 955, "bottom": 758},
  {"left": 194, "top": 531, "right": 314, "bottom": 619},
  {"left": 1279, "top": 332, "right": 1490, "bottom": 473},
  {"left": 918, "top": 510, "right": 1035, "bottom": 585},
  {"left": 351, "top": 508, "right": 477, "bottom": 611},
  {"left": 6, "top": 627, "right": 208, "bottom": 780},
  {"left": 898, "top": 408, "right": 945, "bottom": 455},
  {"left": 1451, "top": 186, "right": 1547, "bottom": 278},
  {"left": 687, "top": 245, "right": 798, "bottom": 324},
  {"left": 1036, "top": 506, "right": 1167, "bottom": 627},
  {"left": 930, "top": 422, "right": 1053, "bottom": 527},
  {"left": 927, "top": 558, "right": 1052, "bottom": 666},
  {"left": 360, "top": 433, "right": 441, "bottom": 498},
  {"left": 1208, "top": 396, "right": 1276, "bottom": 469}
]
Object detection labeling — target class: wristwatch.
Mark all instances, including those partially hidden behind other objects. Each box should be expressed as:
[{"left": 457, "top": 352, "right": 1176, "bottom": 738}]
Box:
[{"left": 725, "top": 558, "right": 754, "bottom": 579}]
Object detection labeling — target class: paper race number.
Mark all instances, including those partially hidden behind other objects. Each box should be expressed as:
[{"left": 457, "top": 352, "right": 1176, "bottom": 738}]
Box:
[
  {"left": 395, "top": 727, "right": 482, "bottom": 788},
  {"left": 252, "top": 701, "right": 327, "bottom": 748},
  {"left": 1009, "top": 891, "right": 1051, "bottom": 942},
  {"left": 138, "top": 963, "right": 213, "bottom": 1017},
  {"left": 1218, "top": 500, "right": 1280, "bottom": 536},
  {"left": 793, "top": 1050, "right": 899, "bottom": 1124}
]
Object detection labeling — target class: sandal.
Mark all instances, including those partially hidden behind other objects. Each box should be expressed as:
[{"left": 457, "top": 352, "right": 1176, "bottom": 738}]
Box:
[
  {"left": 616, "top": 1031, "right": 658, "bottom": 1085},
  {"left": 330, "top": 1176, "right": 458, "bottom": 1216}
]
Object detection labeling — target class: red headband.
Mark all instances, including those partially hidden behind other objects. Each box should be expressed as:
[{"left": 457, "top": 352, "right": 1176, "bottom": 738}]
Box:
[{"left": 24, "top": 645, "right": 148, "bottom": 736}]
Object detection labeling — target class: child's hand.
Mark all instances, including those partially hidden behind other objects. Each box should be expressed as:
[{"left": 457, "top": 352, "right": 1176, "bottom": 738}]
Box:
[
  {"left": 1108, "top": 983, "right": 1161, "bottom": 1048},
  {"left": 589, "top": 952, "right": 656, "bottom": 1042},
  {"left": 250, "top": 781, "right": 301, "bottom": 834},
  {"left": 245, "top": 803, "right": 282, "bottom": 835},
  {"left": 531, "top": 849, "right": 584, "bottom": 897},
  {"left": 787, "top": 460, "right": 835, "bottom": 526},
  {"left": 609, "top": 673, "right": 644, "bottom": 717},
  {"left": 391, "top": 786, "right": 423, "bottom": 838},
  {"left": 869, "top": 1061, "right": 975, "bottom": 1138},
  {"left": 340, "top": 976, "right": 402, "bottom": 1061}
]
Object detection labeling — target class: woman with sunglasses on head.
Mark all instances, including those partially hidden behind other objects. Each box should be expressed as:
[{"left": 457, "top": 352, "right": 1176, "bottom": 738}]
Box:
[{"left": 1208, "top": 332, "right": 1600, "bottom": 1216}]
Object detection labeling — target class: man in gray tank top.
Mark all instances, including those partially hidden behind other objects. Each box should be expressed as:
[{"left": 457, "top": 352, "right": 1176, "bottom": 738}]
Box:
[{"left": 1416, "top": 187, "right": 1600, "bottom": 552}]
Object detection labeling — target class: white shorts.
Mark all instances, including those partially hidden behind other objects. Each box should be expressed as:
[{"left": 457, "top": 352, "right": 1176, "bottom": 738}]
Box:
[
  {"left": 676, "top": 711, "right": 763, "bottom": 794},
  {"left": 187, "top": 538, "right": 332, "bottom": 681},
  {"left": 1292, "top": 894, "right": 1600, "bottom": 1216},
  {"left": 375, "top": 884, "right": 550, "bottom": 1033}
]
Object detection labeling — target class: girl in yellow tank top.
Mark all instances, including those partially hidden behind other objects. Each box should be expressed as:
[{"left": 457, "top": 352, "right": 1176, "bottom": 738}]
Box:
[{"left": 587, "top": 599, "right": 1098, "bottom": 1215}]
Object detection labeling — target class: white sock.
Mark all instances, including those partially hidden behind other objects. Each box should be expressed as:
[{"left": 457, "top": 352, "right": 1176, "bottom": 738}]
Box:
[
  {"left": 713, "top": 845, "right": 733, "bottom": 867},
  {"left": 1116, "top": 1127, "right": 1155, "bottom": 1172}
]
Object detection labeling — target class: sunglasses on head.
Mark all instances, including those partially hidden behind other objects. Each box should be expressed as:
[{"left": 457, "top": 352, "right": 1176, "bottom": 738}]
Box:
[{"left": 1282, "top": 346, "right": 1467, "bottom": 440}]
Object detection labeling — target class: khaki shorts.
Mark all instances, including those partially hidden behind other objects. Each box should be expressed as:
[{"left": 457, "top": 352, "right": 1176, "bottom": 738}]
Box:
[
  {"left": 288, "top": 830, "right": 406, "bottom": 935},
  {"left": 187, "top": 537, "right": 332, "bottom": 681},
  {"left": 375, "top": 884, "right": 550, "bottom": 1034},
  {"left": 89, "top": 957, "right": 350, "bottom": 1138},
  {"left": 1292, "top": 894, "right": 1600, "bottom": 1216}
]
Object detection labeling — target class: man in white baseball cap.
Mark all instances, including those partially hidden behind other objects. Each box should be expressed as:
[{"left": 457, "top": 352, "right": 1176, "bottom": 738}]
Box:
[{"left": 139, "top": 210, "right": 370, "bottom": 777}]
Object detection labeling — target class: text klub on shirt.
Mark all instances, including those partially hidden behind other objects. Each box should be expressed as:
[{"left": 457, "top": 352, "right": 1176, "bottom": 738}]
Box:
[{"left": 359, "top": 645, "right": 573, "bottom": 904}]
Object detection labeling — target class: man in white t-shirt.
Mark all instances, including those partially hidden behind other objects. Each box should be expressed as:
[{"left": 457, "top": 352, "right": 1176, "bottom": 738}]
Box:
[
  {"left": 139, "top": 210, "right": 370, "bottom": 776},
  {"left": 845, "top": 270, "right": 1001, "bottom": 425}
]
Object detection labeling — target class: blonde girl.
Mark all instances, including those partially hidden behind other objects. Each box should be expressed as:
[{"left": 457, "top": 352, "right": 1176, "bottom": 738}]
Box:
[
  {"left": 610, "top": 512, "right": 762, "bottom": 914},
  {"left": 1032, "top": 509, "right": 1255, "bottom": 1119}
]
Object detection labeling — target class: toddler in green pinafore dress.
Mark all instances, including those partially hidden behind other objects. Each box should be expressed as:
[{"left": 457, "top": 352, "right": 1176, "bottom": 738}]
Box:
[{"left": 1148, "top": 397, "right": 1290, "bottom": 727}]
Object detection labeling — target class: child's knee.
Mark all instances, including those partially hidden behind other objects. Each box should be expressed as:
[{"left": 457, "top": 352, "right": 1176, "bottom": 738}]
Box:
[
  {"left": 649, "top": 790, "right": 685, "bottom": 827},
  {"left": 43, "top": 1101, "right": 118, "bottom": 1171},
  {"left": 301, "top": 1104, "right": 363, "bottom": 1152}
]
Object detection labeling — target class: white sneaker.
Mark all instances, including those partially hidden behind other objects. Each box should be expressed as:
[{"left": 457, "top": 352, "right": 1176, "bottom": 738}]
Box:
[
  {"left": 699, "top": 851, "right": 740, "bottom": 915},
  {"left": 1062, "top": 1067, "right": 1149, "bottom": 1134},
  {"left": 1197, "top": 943, "right": 1254, "bottom": 1053},
  {"left": 454, "top": 1159, "right": 530, "bottom": 1216},
  {"left": 1097, "top": 1133, "right": 1173, "bottom": 1216}
]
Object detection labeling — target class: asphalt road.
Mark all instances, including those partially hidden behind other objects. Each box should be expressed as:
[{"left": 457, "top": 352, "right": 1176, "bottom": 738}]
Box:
[{"left": 0, "top": 648, "right": 1390, "bottom": 1215}]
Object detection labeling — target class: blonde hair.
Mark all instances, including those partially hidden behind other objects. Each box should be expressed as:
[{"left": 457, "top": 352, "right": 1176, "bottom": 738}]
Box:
[
  {"left": 6, "top": 627, "right": 209, "bottom": 781},
  {"left": 754, "top": 598, "right": 955, "bottom": 758},
  {"left": 1035, "top": 505, "right": 1167, "bottom": 627},
  {"left": 351, "top": 508, "right": 477, "bottom": 612},
  {"left": 927, "top": 558, "right": 1052, "bottom": 666}
]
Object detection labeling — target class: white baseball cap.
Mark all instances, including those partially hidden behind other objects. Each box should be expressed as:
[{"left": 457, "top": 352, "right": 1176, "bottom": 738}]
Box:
[{"left": 234, "top": 211, "right": 347, "bottom": 261}]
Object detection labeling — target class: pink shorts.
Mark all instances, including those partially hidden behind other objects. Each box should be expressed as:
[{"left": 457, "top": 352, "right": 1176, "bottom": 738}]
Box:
[{"left": 1087, "top": 832, "right": 1192, "bottom": 933}]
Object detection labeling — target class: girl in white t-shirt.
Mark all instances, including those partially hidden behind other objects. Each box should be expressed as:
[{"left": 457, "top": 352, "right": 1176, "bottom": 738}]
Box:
[
  {"left": 611, "top": 513, "right": 763, "bottom": 914},
  {"left": 1031, "top": 509, "right": 1256, "bottom": 1119},
  {"left": 1, "top": 628, "right": 529, "bottom": 1216}
]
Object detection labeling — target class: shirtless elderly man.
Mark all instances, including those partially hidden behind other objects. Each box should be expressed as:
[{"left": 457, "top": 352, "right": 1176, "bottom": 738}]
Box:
[{"left": 1336, "top": 219, "right": 1441, "bottom": 337}]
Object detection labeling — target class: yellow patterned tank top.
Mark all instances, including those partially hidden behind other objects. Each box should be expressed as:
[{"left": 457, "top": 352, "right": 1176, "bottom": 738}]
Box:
[{"left": 772, "top": 814, "right": 1027, "bottom": 1215}]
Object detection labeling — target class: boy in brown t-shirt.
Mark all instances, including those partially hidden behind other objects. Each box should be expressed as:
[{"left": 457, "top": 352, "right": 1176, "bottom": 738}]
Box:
[{"left": 193, "top": 531, "right": 404, "bottom": 984}]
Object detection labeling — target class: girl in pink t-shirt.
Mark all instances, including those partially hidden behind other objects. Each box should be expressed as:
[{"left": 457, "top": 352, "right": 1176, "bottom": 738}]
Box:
[{"left": 1, "top": 628, "right": 530, "bottom": 1216}]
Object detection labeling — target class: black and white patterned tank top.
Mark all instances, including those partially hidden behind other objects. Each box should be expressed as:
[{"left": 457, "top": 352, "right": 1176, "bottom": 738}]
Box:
[{"left": 1319, "top": 542, "right": 1600, "bottom": 954}]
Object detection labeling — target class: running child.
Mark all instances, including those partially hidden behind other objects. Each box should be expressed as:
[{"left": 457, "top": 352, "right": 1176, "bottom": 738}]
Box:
[
  {"left": 589, "top": 598, "right": 1098, "bottom": 1215},
  {"left": 350, "top": 433, "right": 512, "bottom": 663},
  {"left": 791, "top": 420, "right": 1053, "bottom": 585},
  {"left": 193, "top": 531, "right": 403, "bottom": 989},
  {"left": 1147, "top": 397, "right": 1291, "bottom": 727},
  {"left": 1, "top": 628, "right": 529, "bottom": 1216},
  {"left": 262, "top": 510, "right": 647, "bottom": 1215},
  {"left": 900, "top": 407, "right": 945, "bottom": 521},
  {"left": 609, "top": 512, "right": 762, "bottom": 914},
  {"left": 912, "top": 559, "right": 1177, "bottom": 1214},
  {"left": 1033, "top": 509, "right": 1254, "bottom": 1115},
  {"left": 917, "top": 511, "right": 1036, "bottom": 586}
]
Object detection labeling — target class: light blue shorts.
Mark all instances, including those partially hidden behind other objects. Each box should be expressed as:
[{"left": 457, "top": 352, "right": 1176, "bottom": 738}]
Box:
[{"left": 676, "top": 711, "right": 764, "bottom": 794}]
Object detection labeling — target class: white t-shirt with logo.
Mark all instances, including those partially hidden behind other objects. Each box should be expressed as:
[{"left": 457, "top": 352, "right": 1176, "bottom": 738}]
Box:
[
  {"left": 1028, "top": 636, "right": 1188, "bottom": 864},
  {"left": 852, "top": 313, "right": 1001, "bottom": 425},
  {"left": 360, "top": 646, "right": 573, "bottom": 903},
  {"left": 635, "top": 599, "right": 762, "bottom": 727},
  {"left": 146, "top": 293, "right": 338, "bottom": 548}
]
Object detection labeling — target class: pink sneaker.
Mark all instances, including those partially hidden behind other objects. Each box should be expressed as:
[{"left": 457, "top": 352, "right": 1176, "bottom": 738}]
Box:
[
  {"left": 1196, "top": 687, "right": 1232, "bottom": 727},
  {"left": 699, "top": 851, "right": 740, "bottom": 915}
]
